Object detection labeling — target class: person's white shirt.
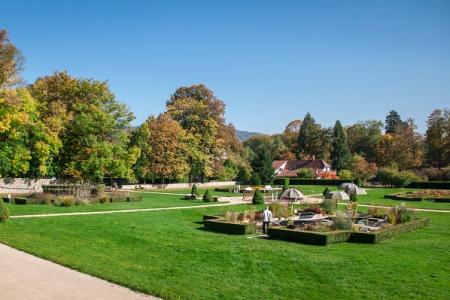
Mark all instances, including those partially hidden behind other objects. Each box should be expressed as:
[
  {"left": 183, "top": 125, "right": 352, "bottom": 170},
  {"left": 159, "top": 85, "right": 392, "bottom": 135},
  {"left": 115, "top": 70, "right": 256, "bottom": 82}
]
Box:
[{"left": 263, "top": 208, "right": 272, "bottom": 222}]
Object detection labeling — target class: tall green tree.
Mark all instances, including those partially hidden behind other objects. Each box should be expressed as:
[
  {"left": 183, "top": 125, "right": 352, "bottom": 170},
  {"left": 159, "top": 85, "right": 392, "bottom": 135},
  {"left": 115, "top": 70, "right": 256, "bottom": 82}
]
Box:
[
  {"left": 331, "top": 120, "right": 351, "bottom": 172},
  {"left": 251, "top": 144, "right": 274, "bottom": 184},
  {"left": 385, "top": 110, "right": 405, "bottom": 134},
  {"left": 425, "top": 109, "right": 450, "bottom": 169},
  {"left": 347, "top": 120, "right": 383, "bottom": 162},
  {"left": 297, "top": 113, "right": 325, "bottom": 159},
  {"left": 29, "top": 72, "right": 138, "bottom": 182}
]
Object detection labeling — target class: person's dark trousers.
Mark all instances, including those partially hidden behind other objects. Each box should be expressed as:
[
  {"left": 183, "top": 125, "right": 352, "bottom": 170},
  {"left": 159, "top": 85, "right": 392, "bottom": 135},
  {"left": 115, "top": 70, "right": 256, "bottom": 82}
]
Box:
[{"left": 263, "top": 222, "right": 269, "bottom": 234}]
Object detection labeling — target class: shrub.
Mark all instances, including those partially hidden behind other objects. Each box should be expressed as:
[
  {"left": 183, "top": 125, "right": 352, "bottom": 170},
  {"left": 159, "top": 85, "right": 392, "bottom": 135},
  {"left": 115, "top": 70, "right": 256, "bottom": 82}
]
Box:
[
  {"left": 321, "top": 198, "right": 336, "bottom": 214},
  {"left": 322, "top": 187, "right": 330, "bottom": 196},
  {"left": 203, "top": 189, "right": 214, "bottom": 202},
  {"left": 376, "top": 168, "right": 420, "bottom": 188},
  {"left": 332, "top": 213, "right": 353, "bottom": 230},
  {"left": 304, "top": 204, "right": 321, "bottom": 214},
  {"left": 339, "top": 170, "right": 353, "bottom": 179},
  {"left": 252, "top": 189, "right": 265, "bottom": 204},
  {"left": 273, "top": 178, "right": 352, "bottom": 185},
  {"left": 14, "top": 198, "right": 27, "bottom": 205},
  {"left": 191, "top": 184, "right": 199, "bottom": 196},
  {"left": 319, "top": 171, "right": 339, "bottom": 179},
  {"left": 31, "top": 193, "right": 55, "bottom": 204},
  {"left": 269, "top": 202, "right": 284, "bottom": 217},
  {"left": 350, "top": 193, "right": 358, "bottom": 202},
  {"left": 297, "top": 168, "right": 314, "bottom": 178},
  {"left": 0, "top": 201, "right": 10, "bottom": 222},
  {"left": 56, "top": 196, "right": 76, "bottom": 207},
  {"left": 250, "top": 173, "right": 262, "bottom": 186},
  {"left": 283, "top": 178, "right": 290, "bottom": 188}
]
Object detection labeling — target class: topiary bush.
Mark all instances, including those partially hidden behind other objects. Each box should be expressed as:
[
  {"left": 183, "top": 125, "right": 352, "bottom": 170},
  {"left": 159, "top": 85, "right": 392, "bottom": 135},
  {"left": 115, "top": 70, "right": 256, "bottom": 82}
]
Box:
[
  {"left": 203, "top": 189, "right": 214, "bottom": 202},
  {"left": 250, "top": 173, "right": 262, "bottom": 186},
  {"left": 191, "top": 184, "right": 199, "bottom": 196},
  {"left": 350, "top": 193, "right": 358, "bottom": 202},
  {"left": 323, "top": 187, "right": 330, "bottom": 196},
  {"left": 0, "top": 201, "right": 10, "bottom": 222},
  {"left": 339, "top": 169, "right": 353, "bottom": 180},
  {"left": 252, "top": 189, "right": 265, "bottom": 205}
]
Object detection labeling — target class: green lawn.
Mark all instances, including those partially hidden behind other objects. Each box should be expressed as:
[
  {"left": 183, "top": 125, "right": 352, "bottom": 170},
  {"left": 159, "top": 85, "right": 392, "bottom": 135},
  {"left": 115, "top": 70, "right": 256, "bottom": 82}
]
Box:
[
  {"left": 151, "top": 186, "right": 240, "bottom": 197},
  {"left": 4, "top": 192, "right": 220, "bottom": 216},
  {"left": 0, "top": 202, "right": 448, "bottom": 299}
]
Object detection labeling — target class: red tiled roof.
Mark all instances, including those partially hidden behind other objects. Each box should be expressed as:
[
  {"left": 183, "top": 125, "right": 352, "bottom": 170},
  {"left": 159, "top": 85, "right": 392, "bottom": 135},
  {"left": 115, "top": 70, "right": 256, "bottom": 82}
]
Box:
[{"left": 272, "top": 159, "right": 331, "bottom": 177}]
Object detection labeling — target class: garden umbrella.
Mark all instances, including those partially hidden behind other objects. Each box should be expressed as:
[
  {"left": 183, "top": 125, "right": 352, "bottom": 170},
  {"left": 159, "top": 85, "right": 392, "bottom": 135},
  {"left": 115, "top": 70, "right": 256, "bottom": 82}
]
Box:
[
  {"left": 326, "top": 191, "right": 350, "bottom": 201},
  {"left": 345, "top": 186, "right": 367, "bottom": 195},
  {"left": 338, "top": 183, "right": 357, "bottom": 190},
  {"left": 279, "top": 188, "right": 304, "bottom": 201}
]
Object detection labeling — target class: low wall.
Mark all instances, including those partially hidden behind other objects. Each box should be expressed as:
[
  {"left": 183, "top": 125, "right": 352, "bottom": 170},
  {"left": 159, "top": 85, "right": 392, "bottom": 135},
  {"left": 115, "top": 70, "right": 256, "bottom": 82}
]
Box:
[
  {"left": 121, "top": 181, "right": 236, "bottom": 190},
  {"left": 0, "top": 178, "right": 57, "bottom": 194}
]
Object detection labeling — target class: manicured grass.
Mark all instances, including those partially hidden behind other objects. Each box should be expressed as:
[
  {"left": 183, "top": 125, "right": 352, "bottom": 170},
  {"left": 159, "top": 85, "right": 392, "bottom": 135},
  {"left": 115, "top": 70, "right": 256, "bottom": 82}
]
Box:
[
  {"left": 3, "top": 193, "right": 220, "bottom": 216},
  {"left": 0, "top": 204, "right": 448, "bottom": 299}
]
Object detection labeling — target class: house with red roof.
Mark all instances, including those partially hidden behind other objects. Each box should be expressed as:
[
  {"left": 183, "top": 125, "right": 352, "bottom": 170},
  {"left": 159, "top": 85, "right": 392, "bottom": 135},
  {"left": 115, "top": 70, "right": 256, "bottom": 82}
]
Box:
[{"left": 272, "top": 159, "right": 332, "bottom": 178}]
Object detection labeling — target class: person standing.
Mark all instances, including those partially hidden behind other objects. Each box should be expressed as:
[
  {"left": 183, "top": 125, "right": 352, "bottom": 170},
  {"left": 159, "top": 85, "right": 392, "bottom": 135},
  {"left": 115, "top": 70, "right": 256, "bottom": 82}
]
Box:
[{"left": 262, "top": 206, "right": 273, "bottom": 234}]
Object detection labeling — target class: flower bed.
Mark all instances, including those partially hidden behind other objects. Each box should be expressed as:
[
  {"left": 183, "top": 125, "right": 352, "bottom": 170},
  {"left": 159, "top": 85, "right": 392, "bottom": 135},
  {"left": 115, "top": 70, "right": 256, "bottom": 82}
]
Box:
[
  {"left": 385, "top": 190, "right": 450, "bottom": 202},
  {"left": 267, "top": 227, "right": 352, "bottom": 245},
  {"left": 350, "top": 218, "right": 430, "bottom": 244},
  {"left": 203, "top": 219, "right": 256, "bottom": 234}
]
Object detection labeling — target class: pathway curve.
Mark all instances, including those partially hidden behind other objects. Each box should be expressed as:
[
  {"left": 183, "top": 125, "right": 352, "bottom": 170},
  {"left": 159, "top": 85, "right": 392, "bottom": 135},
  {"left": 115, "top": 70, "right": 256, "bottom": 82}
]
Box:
[{"left": 0, "top": 243, "right": 159, "bottom": 300}]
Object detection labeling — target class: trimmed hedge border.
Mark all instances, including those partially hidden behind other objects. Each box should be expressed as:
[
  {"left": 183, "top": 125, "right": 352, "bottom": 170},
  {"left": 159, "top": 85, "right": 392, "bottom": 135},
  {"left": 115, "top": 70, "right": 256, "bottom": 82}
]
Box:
[
  {"left": 203, "top": 219, "right": 256, "bottom": 234},
  {"left": 2, "top": 197, "right": 9, "bottom": 203},
  {"left": 350, "top": 218, "right": 430, "bottom": 244},
  {"left": 14, "top": 198, "right": 27, "bottom": 205},
  {"left": 384, "top": 194, "right": 423, "bottom": 201},
  {"left": 267, "top": 227, "right": 352, "bottom": 245},
  {"left": 434, "top": 198, "right": 450, "bottom": 203},
  {"left": 406, "top": 181, "right": 450, "bottom": 189},
  {"left": 273, "top": 178, "right": 352, "bottom": 186},
  {"left": 202, "top": 214, "right": 222, "bottom": 221}
]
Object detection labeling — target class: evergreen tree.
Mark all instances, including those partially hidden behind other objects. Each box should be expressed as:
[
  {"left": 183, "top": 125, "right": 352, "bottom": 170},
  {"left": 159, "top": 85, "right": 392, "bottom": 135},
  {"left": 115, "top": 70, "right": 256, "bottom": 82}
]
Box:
[
  {"left": 331, "top": 120, "right": 351, "bottom": 172},
  {"left": 385, "top": 110, "right": 404, "bottom": 134},
  {"left": 191, "top": 184, "right": 199, "bottom": 196},
  {"left": 203, "top": 189, "right": 214, "bottom": 202},
  {"left": 251, "top": 144, "right": 274, "bottom": 184},
  {"left": 297, "top": 113, "right": 323, "bottom": 158},
  {"left": 323, "top": 186, "right": 330, "bottom": 196},
  {"left": 250, "top": 173, "right": 262, "bottom": 186},
  {"left": 252, "top": 189, "right": 265, "bottom": 204}
]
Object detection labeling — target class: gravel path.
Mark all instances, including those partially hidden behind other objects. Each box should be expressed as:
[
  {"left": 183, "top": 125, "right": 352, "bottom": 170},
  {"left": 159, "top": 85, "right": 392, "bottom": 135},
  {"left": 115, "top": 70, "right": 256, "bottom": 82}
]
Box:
[{"left": 0, "top": 243, "right": 159, "bottom": 300}]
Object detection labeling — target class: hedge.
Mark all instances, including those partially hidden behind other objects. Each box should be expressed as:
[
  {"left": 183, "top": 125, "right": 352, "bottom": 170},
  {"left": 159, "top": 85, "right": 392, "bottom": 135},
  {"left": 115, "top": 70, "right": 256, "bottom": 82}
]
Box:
[
  {"left": 406, "top": 181, "right": 450, "bottom": 189},
  {"left": 384, "top": 194, "right": 423, "bottom": 201},
  {"left": 267, "top": 227, "right": 352, "bottom": 245},
  {"left": 14, "top": 198, "right": 27, "bottom": 205},
  {"left": 2, "top": 197, "right": 9, "bottom": 203},
  {"left": 203, "top": 219, "right": 256, "bottom": 234},
  {"left": 273, "top": 178, "right": 352, "bottom": 186},
  {"left": 202, "top": 214, "right": 222, "bottom": 221},
  {"left": 434, "top": 198, "right": 450, "bottom": 203},
  {"left": 350, "top": 218, "right": 430, "bottom": 244}
]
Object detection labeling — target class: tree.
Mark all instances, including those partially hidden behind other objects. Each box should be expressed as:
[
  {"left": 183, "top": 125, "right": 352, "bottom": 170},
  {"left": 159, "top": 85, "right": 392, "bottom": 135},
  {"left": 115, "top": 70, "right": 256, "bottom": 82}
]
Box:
[
  {"left": 191, "top": 184, "right": 199, "bottom": 196},
  {"left": 143, "top": 113, "right": 190, "bottom": 183},
  {"left": 166, "top": 85, "right": 227, "bottom": 180},
  {"left": 251, "top": 145, "right": 274, "bottom": 184},
  {"left": 29, "top": 72, "right": 137, "bottom": 182},
  {"left": 347, "top": 120, "right": 383, "bottom": 162},
  {"left": 331, "top": 120, "right": 351, "bottom": 172},
  {"left": 250, "top": 173, "right": 262, "bottom": 186},
  {"left": 425, "top": 109, "right": 450, "bottom": 169},
  {"left": 203, "top": 189, "right": 214, "bottom": 202},
  {"left": 339, "top": 170, "right": 353, "bottom": 180},
  {"left": 385, "top": 110, "right": 405, "bottom": 134},
  {"left": 322, "top": 186, "right": 330, "bottom": 196},
  {"left": 252, "top": 189, "right": 265, "bottom": 204},
  {"left": 297, "top": 113, "right": 325, "bottom": 159},
  {"left": 0, "top": 30, "right": 23, "bottom": 89},
  {"left": 351, "top": 155, "right": 377, "bottom": 184}
]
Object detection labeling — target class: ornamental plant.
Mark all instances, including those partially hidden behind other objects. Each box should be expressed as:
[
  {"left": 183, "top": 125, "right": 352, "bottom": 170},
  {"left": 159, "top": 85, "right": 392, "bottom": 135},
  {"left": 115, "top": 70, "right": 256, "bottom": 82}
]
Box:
[
  {"left": 252, "top": 189, "right": 264, "bottom": 205},
  {"left": 191, "top": 184, "right": 199, "bottom": 196},
  {"left": 203, "top": 189, "right": 214, "bottom": 202},
  {"left": 0, "top": 201, "right": 10, "bottom": 222},
  {"left": 323, "top": 186, "right": 330, "bottom": 196}
]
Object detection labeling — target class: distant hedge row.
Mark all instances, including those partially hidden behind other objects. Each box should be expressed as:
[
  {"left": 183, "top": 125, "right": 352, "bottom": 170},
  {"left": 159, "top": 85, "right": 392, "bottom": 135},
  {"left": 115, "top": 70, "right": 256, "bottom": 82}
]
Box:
[
  {"left": 273, "top": 178, "right": 352, "bottom": 186},
  {"left": 405, "top": 181, "right": 450, "bottom": 189}
]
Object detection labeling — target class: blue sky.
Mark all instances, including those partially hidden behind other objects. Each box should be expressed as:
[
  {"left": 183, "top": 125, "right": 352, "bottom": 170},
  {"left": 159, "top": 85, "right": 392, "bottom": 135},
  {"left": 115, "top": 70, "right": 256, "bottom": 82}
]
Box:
[{"left": 2, "top": 0, "right": 450, "bottom": 133}]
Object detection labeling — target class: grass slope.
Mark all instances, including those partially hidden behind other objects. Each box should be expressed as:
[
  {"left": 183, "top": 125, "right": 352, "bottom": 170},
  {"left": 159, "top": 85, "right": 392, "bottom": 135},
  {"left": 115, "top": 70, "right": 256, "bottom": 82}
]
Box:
[{"left": 0, "top": 204, "right": 448, "bottom": 299}]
